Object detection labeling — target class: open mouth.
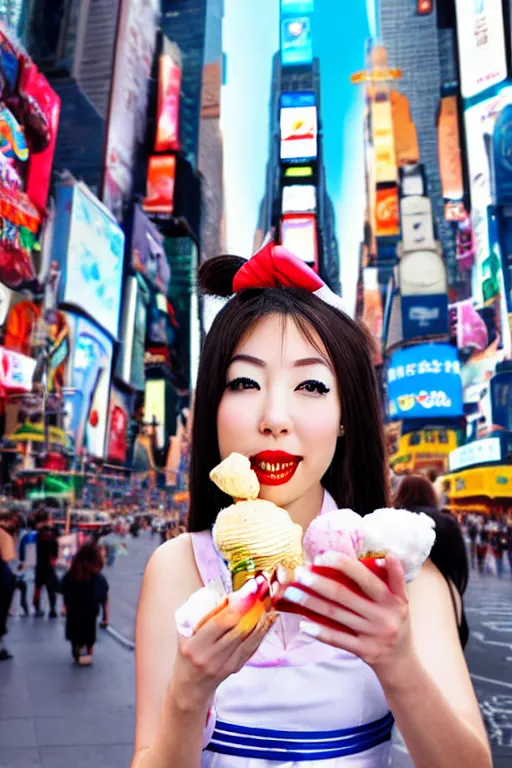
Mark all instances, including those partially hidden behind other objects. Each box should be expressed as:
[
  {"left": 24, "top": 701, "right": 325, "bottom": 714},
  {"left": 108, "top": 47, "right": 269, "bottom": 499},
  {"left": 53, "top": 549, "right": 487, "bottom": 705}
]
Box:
[{"left": 250, "top": 451, "right": 303, "bottom": 487}]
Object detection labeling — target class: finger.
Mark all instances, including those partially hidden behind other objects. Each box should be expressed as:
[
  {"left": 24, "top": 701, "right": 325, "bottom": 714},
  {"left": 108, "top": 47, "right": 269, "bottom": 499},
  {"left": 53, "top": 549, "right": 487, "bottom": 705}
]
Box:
[
  {"left": 228, "top": 612, "right": 278, "bottom": 670},
  {"left": 294, "top": 566, "right": 381, "bottom": 618},
  {"left": 385, "top": 554, "right": 408, "bottom": 601},
  {"left": 299, "top": 619, "right": 361, "bottom": 654},
  {"left": 314, "top": 556, "right": 391, "bottom": 604},
  {"left": 281, "top": 585, "right": 368, "bottom": 633}
]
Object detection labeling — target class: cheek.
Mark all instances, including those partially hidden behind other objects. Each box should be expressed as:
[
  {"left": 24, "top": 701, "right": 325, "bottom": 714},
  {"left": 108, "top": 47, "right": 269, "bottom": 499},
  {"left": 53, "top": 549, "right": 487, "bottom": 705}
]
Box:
[{"left": 217, "top": 396, "right": 255, "bottom": 458}]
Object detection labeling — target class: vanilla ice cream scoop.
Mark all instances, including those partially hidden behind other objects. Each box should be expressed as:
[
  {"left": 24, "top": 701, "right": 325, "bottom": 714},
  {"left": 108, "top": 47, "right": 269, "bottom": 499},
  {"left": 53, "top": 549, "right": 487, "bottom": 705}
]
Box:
[
  {"left": 361, "top": 508, "right": 436, "bottom": 582},
  {"left": 303, "top": 509, "right": 364, "bottom": 562},
  {"left": 209, "top": 453, "right": 259, "bottom": 500}
]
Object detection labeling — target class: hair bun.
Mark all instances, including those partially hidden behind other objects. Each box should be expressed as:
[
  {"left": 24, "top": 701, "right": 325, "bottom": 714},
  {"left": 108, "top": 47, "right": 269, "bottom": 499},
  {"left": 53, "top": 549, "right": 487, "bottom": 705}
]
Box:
[{"left": 198, "top": 254, "right": 247, "bottom": 297}]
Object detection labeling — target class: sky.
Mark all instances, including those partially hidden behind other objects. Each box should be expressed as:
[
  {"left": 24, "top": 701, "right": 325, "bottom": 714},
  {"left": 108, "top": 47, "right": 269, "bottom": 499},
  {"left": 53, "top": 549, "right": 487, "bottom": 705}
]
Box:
[{"left": 220, "top": 0, "right": 375, "bottom": 315}]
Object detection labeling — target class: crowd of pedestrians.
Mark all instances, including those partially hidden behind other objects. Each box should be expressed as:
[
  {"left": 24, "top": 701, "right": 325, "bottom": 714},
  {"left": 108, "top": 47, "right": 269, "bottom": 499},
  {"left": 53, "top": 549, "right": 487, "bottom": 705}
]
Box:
[
  {"left": 0, "top": 506, "right": 110, "bottom": 665},
  {"left": 465, "top": 514, "right": 512, "bottom": 576}
]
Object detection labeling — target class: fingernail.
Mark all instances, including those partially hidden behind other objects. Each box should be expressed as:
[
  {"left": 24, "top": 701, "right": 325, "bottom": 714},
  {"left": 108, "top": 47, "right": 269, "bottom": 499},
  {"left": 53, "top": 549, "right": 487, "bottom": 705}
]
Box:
[
  {"left": 276, "top": 564, "right": 289, "bottom": 584},
  {"left": 295, "top": 566, "right": 315, "bottom": 588},
  {"left": 283, "top": 586, "right": 307, "bottom": 605},
  {"left": 300, "top": 621, "right": 322, "bottom": 638},
  {"left": 237, "top": 579, "right": 260, "bottom": 598}
]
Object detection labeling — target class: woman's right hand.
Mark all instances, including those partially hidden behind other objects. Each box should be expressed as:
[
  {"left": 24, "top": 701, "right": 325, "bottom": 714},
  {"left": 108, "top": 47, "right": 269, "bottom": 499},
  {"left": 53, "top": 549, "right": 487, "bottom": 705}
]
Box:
[{"left": 170, "top": 589, "right": 276, "bottom": 713}]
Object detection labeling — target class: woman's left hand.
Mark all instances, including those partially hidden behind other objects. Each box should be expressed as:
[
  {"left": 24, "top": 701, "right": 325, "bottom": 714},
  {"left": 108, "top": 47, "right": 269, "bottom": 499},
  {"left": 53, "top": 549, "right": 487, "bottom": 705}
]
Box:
[{"left": 279, "top": 553, "right": 413, "bottom": 677}]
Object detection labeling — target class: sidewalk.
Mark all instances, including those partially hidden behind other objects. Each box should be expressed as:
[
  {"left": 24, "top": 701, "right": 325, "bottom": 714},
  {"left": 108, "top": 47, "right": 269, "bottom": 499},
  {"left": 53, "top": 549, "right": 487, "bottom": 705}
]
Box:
[{"left": 0, "top": 617, "right": 134, "bottom": 768}]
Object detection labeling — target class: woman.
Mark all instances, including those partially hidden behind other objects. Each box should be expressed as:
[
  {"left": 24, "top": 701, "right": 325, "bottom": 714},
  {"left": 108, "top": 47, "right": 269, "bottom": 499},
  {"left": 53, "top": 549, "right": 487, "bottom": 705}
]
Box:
[
  {"left": 393, "top": 474, "right": 469, "bottom": 648},
  {"left": 60, "top": 542, "right": 109, "bottom": 665},
  {"left": 132, "top": 245, "right": 491, "bottom": 768}
]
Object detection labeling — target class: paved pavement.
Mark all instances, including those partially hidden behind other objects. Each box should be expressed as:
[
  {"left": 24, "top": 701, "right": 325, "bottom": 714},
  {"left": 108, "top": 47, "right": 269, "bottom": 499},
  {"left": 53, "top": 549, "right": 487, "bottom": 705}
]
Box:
[{"left": 1, "top": 531, "right": 512, "bottom": 767}]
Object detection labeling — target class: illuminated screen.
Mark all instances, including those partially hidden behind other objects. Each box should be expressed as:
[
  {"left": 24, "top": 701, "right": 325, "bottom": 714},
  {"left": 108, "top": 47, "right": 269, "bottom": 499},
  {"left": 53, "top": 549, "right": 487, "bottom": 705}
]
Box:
[
  {"left": 143, "top": 155, "right": 176, "bottom": 214},
  {"left": 387, "top": 344, "right": 463, "bottom": 420},
  {"left": 282, "top": 185, "right": 316, "bottom": 213},
  {"left": 106, "top": 385, "right": 132, "bottom": 463},
  {"left": 281, "top": 214, "right": 317, "bottom": 266},
  {"left": 281, "top": 16, "right": 313, "bottom": 67},
  {"left": 284, "top": 166, "right": 313, "bottom": 178},
  {"left": 57, "top": 184, "right": 124, "bottom": 339},
  {"left": 375, "top": 187, "right": 399, "bottom": 237},
  {"left": 280, "top": 92, "right": 317, "bottom": 161},
  {"left": 155, "top": 42, "right": 181, "bottom": 152},
  {"left": 144, "top": 379, "right": 166, "bottom": 450},
  {"left": 455, "top": 0, "right": 507, "bottom": 98}
]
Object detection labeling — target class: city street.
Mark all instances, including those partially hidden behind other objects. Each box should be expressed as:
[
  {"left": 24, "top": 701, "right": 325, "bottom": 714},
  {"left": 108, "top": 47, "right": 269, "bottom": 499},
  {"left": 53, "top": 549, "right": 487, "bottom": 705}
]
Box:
[{"left": 1, "top": 532, "right": 511, "bottom": 767}]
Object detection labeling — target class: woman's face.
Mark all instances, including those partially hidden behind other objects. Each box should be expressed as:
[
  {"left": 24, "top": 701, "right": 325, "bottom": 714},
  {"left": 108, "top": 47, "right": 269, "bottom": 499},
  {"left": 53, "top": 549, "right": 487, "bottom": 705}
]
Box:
[{"left": 217, "top": 314, "right": 341, "bottom": 509}]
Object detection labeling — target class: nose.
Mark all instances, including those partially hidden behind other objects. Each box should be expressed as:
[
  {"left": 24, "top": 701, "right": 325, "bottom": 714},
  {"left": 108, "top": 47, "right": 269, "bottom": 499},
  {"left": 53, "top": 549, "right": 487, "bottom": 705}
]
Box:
[{"left": 259, "top": 391, "right": 293, "bottom": 437}]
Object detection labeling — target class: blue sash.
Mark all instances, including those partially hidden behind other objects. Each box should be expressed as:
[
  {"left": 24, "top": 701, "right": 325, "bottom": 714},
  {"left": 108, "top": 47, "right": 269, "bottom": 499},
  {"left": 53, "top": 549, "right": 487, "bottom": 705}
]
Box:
[{"left": 206, "top": 711, "right": 394, "bottom": 762}]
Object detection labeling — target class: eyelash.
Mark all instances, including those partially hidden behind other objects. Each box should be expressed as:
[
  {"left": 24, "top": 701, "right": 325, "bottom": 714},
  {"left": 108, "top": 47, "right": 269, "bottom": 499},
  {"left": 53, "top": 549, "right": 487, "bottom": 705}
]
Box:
[
  {"left": 226, "top": 378, "right": 330, "bottom": 396},
  {"left": 227, "top": 377, "right": 260, "bottom": 391},
  {"left": 296, "top": 380, "right": 331, "bottom": 396}
]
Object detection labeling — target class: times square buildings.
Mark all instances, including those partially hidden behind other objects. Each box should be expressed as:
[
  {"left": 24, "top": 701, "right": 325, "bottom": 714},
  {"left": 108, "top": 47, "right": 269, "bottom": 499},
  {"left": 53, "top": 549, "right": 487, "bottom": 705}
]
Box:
[{"left": 361, "top": 0, "right": 512, "bottom": 516}]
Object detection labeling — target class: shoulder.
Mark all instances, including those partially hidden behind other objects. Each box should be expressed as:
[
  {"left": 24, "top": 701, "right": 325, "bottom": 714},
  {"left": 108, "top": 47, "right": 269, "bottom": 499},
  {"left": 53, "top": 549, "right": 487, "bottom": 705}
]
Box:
[{"left": 142, "top": 533, "right": 202, "bottom": 607}]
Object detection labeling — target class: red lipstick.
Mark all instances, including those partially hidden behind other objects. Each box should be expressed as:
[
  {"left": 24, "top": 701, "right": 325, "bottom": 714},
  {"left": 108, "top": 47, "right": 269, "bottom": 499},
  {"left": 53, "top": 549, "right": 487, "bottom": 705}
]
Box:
[{"left": 250, "top": 451, "right": 302, "bottom": 486}]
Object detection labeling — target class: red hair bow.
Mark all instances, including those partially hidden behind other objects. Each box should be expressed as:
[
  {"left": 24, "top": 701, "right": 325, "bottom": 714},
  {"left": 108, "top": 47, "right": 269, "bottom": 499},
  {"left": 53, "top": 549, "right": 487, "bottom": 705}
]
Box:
[{"left": 232, "top": 242, "right": 347, "bottom": 313}]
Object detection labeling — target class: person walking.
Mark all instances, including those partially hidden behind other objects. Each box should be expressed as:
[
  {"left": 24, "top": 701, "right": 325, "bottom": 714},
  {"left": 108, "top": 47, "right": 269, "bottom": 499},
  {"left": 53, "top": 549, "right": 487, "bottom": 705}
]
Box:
[
  {"left": 33, "top": 511, "right": 59, "bottom": 618},
  {"left": 467, "top": 516, "right": 478, "bottom": 570},
  {"left": 0, "top": 513, "right": 16, "bottom": 660},
  {"left": 59, "top": 541, "right": 109, "bottom": 665}
]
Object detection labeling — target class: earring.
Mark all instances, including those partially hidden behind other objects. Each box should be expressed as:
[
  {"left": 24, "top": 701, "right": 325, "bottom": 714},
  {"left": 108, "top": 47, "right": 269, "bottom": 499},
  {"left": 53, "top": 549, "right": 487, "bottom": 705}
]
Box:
[{"left": 338, "top": 424, "right": 345, "bottom": 438}]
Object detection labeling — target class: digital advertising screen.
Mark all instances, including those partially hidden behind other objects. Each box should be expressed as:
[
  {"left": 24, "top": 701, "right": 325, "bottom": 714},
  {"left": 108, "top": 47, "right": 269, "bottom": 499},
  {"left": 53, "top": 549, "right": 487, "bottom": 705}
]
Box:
[
  {"left": 401, "top": 292, "right": 449, "bottom": 340},
  {"left": 143, "top": 156, "right": 176, "bottom": 215},
  {"left": 131, "top": 205, "right": 170, "bottom": 294},
  {"left": 455, "top": 0, "right": 507, "bottom": 99},
  {"left": 63, "top": 314, "right": 113, "bottom": 458},
  {"left": 387, "top": 344, "right": 463, "bottom": 420},
  {"left": 371, "top": 100, "right": 397, "bottom": 184},
  {"left": 281, "top": 0, "right": 315, "bottom": 12},
  {"left": 280, "top": 92, "right": 317, "bottom": 162},
  {"left": 54, "top": 183, "right": 124, "bottom": 340},
  {"left": 375, "top": 187, "right": 400, "bottom": 237},
  {"left": 449, "top": 437, "right": 501, "bottom": 472},
  {"left": 281, "top": 214, "right": 317, "bottom": 267},
  {"left": 144, "top": 379, "right": 166, "bottom": 450},
  {"left": 282, "top": 185, "right": 317, "bottom": 213},
  {"left": 155, "top": 39, "right": 182, "bottom": 153},
  {"left": 106, "top": 384, "right": 134, "bottom": 463},
  {"left": 281, "top": 15, "right": 313, "bottom": 67},
  {"left": 438, "top": 95, "right": 464, "bottom": 203}
]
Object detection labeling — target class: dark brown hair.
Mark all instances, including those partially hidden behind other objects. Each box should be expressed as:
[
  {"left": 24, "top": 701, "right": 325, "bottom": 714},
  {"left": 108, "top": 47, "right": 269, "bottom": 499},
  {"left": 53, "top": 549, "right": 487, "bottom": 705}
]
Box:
[
  {"left": 69, "top": 542, "right": 104, "bottom": 582},
  {"left": 393, "top": 474, "right": 438, "bottom": 511},
  {"left": 188, "top": 254, "right": 389, "bottom": 532}
]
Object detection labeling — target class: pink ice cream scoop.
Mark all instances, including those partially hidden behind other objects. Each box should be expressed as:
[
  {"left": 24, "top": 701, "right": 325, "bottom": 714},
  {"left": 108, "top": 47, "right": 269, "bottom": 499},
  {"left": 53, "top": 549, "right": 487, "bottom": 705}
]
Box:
[{"left": 303, "top": 509, "right": 363, "bottom": 562}]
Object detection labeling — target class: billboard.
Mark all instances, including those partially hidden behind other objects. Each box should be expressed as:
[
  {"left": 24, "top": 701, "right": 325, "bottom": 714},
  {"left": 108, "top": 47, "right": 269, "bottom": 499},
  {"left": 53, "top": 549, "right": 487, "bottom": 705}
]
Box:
[
  {"left": 116, "top": 275, "right": 149, "bottom": 391},
  {"left": 438, "top": 95, "right": 464, "bottom": 203},
  {"left": 106, "top": 384, "right": 133, "bottom": 463},
  {"left": 155, "top": 39, "right": 182, "bottom": 153},
  {"left": 375, "top": 187, "right": 399, "bottom": 236},
  {"left": 131, "top": 205, "right": 170, "bottom": 294},
  {"left": 455, "top": 0, "right": 507, "bottom": 99},
  {"left": 0, "top": 348, "right": 36, "bottom": 392},
  {"left": 143, "top": 156, "right": 176, "bottom": 215},
  {"left": 387, "top": 344, "right": 463, "bottom": 420},
  {"left": 63, "top": 314, "right": 113, "bottom": 458},
  {"left": 282, "top": 185, "right": 316, "bottom": 213},
  {"left": 281, "top": 0, "right": 315, "bottom": 11},
  {"left": 371, "top": 99, "right": 398, "bottom": 184},
  {"left": 449, "top": 437, "right": 501, "bottom": 472},
  {"left": 281, "top": 15, "right": 313, "bottom": 67},
  {"left": 401, "top": 293, "right": 449, "bottom": 340},
  {"left": 491, "top": 370, "right": 512, "bottom": 429},
  {"left": 281, "top": 214, "right": 317, "bottom": 267},
  {"left": 53, "top": 183, "right": 124, "bottom": 339},
  {"left": 492, "top": 104, "right": 512, "bottom": 204},
  {"left": 103, "top": 0, "right": 159, "bottom": 213},
  {"left": 280, "top": 92, "right": 317, "bottom": 162},
  {"left": 463, "top": 92, "right": 512, "bottom": 304},
  {"left": 144, "top": 379, "right": 166, "bottom": 450}
]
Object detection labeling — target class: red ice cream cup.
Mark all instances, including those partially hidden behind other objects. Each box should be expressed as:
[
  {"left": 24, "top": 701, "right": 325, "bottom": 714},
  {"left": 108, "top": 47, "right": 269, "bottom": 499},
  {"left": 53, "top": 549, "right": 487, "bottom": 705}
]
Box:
[{"left": 273, "top": 557, "right": 389, "bottom": 634}]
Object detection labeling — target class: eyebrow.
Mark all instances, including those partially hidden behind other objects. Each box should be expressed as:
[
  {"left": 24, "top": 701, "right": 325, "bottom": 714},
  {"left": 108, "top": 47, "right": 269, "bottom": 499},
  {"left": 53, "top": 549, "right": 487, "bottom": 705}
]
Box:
[{"left": 229, "top": 354, "right": 331, "bottom": 370}]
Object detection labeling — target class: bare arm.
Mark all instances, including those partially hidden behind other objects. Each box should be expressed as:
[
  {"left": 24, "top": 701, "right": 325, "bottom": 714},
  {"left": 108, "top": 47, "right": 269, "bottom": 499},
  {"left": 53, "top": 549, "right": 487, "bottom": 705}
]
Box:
[
  {"left": 131, "top": 534, "right": 275, "bottom": 768},
  {"left": 131, "top": 535, "right": 207, "bottom": 768},
  {"left": 379, "top": 561, "right": 491, "bottom": 768}
]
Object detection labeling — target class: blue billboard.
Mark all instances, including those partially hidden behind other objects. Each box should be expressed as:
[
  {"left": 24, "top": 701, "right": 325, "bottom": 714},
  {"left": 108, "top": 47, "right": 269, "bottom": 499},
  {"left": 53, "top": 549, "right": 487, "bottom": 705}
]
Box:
[
  {"left": 281, "top": 15, "right": 313, "bottom": 66},
  {"left": 401, "top": 294, "right": 449, "bottom": 340},
  {"left": 387, "top": 344, "right": 463, "bottom": 420},
  {"left": 281, "top": 0, "right": 315, "bottom": 12}
]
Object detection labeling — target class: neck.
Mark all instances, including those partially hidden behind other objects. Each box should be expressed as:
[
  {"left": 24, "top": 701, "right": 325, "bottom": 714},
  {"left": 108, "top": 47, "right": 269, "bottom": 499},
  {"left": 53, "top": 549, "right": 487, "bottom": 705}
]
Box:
[{"left": 286, "top": 482, "right": 325, "bottom": 531}]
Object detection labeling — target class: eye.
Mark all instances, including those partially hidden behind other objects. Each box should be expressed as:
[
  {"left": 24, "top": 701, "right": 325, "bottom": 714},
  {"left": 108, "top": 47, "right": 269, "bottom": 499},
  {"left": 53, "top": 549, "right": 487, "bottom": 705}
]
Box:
[
  {"left": 227, "top": 377, "right": 261, "bottom": 392},
  {"left": 296, "top": 380, "right": 331, "bottom": 396}
]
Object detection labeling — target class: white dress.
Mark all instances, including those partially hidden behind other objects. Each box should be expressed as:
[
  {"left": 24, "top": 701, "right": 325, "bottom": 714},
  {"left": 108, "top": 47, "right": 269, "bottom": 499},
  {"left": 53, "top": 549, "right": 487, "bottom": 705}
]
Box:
[{"left": 192, "top": 491, "right": 393, "bottom": 767}]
